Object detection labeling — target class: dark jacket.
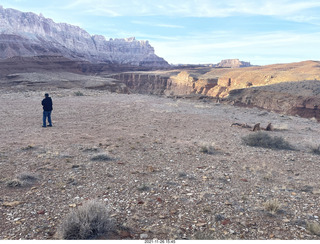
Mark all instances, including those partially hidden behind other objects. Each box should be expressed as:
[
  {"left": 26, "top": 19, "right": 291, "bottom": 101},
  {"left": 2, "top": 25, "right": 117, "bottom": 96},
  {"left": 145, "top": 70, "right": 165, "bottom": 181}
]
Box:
[{"left": 42, "top": 97, "right": 53, "bottom": 111}]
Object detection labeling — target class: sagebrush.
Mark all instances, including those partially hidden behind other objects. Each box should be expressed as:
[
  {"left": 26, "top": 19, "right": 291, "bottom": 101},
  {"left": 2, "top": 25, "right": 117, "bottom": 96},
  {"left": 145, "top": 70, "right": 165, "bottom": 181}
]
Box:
[
  {"left": 91, "top": 153, "right": 113, "bottom": 161},
  {"left": 200, "top": 142, "right": 216, "bottom": 155},
  {"left": 307, "top": 221, "right": 320, "bottom": 236},
  {"left": 59, "top": 200, "right": 114, "bottom": 240},
  {"left": 264, "top": 199, "right": 281, "bottom": 214},
  {"left": 6, "top": 172, "right": 38, "bottom": 187},
  {"left": 242, "top": 132, "right": 294, "bottom": 150}
]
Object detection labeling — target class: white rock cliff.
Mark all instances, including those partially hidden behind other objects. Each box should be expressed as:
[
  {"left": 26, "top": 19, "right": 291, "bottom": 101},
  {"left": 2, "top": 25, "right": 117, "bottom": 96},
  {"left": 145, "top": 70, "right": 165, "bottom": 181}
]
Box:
[{"left": 0, "top": 6, "right": 169, "bottom": 67}]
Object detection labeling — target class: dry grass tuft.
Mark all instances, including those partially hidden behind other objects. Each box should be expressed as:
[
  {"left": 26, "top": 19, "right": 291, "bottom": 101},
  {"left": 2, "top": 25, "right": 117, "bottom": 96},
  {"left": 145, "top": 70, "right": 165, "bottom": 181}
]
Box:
[
  {"left": 59, "top": 200, "right": 114, "bottom": 240},
  {"left": 242, "top": 132, "right": 294, "bottom": 150},
  {"left": 6, "top": 172, "right": 39, "bottom": 187},
  {"left": 310, "top": 145, "right": 320, "bottom": 155},
  {"left": 91, "top": 154, "right": 113, "bottom": 161},
  {"left": 307, "top": 221, "right": 320, "bottom": 236},
  {"left": 6, "top": 179, "right": 23, "bottom": 187},
  {"left": 264, "top": 199, "right": 281, "bottom": 214},
  {"left": 74, "top": 91, "right": 84, "bottom": 96},
  {"left": 200, "top": 142, "right": 216, "bottom": 155}
]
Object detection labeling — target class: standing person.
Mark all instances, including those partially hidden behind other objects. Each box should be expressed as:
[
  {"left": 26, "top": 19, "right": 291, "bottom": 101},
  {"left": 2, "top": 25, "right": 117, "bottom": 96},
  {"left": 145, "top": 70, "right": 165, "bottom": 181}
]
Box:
[{"left": 42, "top": 93, "right": 53, "bottom": 127}]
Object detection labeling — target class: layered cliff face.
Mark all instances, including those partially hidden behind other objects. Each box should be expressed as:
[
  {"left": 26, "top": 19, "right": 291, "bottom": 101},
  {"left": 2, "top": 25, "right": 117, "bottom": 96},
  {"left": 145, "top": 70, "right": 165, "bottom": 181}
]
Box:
[
  {"left": 0, "top": 6, "right": 169, "bottom": 68},
  {"left": 110, "top": 61, "right": 320, "bottom": 121},
  {"left": 227, "top": 81, "right": 320, "bottom": 121},
  {"left": 215, "top": 59, "right": 252, "bottom": 68},
  {"left": 109, "top": 70, "right": 219, "bottom": 96}
]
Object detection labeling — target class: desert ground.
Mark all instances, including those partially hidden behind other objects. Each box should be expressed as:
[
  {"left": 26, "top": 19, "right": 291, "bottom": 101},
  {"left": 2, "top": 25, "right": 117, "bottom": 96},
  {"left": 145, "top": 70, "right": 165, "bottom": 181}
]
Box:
[{"left": 1, "top": 87, "right": 320, "bottom": 240}]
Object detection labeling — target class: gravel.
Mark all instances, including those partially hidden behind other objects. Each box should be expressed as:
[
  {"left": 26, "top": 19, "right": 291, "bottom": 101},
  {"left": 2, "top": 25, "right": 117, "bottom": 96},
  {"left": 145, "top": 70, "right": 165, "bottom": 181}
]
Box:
[{"left": 0, "top": 88, "right": 320, "bottom": 240}]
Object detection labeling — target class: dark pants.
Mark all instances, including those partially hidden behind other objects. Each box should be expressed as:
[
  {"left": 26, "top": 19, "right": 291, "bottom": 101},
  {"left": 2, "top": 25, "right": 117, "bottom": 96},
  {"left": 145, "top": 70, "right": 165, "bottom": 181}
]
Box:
[{"left": 43, "top": 111, "right": 52, "bottom": 127}]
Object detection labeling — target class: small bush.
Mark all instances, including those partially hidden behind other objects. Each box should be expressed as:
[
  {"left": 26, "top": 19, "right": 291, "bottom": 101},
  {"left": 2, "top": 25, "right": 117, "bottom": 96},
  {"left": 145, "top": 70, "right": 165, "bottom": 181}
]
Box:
[
  {"left": 137, "top": 184, "right": 150, "bottom": 192},
  {"left": 307, "top": 221, "right": 320, "bottom": 236},
  {"left": 18, "top": 172, "right": 38, "bottom": 183},
  {"left": 200, "top": 143, "right": 216, "bottom": 155},
  {"left": 264, "top": 199, "right": 281, "bottom": 214},
  {"left": 21, "top": 145, "right": 36, "bottom": 150},
  {"left": 6, "top": 179, "right": 23, "bottom": 187},
  {"left": 242, "top": 132, "right": 294, "bottom": 150},
  {"left": 6, "top": 172, "right": 38, "bottom": 187},
  {"left": 311, "top": 145, "right": 320, "bottom": 155},
  {"left": 74, "top": 91, "right": 84, "bottom": 96},
  {"left": 91, "top": 154, "right": 113, "bottom": 161},
  {"left": 60, "top": 200, "right": 114, "bottom": 240}
]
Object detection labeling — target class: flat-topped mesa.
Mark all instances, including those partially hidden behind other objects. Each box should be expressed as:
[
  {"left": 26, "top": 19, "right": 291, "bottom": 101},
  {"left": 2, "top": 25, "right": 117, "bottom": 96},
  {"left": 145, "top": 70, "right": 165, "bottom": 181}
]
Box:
[
  {"left": 215, "top": 59, "right": 252, "bottom": 68},
  {"left": 0, "top": 6, "right": 169, "bottom": 68}
]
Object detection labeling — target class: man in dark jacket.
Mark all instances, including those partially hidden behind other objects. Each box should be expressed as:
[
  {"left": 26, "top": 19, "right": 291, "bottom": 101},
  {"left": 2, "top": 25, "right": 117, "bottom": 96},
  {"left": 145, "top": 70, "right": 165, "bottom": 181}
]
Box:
[{"left": 42, "top": 93, "right": 53, "bottom": 127}]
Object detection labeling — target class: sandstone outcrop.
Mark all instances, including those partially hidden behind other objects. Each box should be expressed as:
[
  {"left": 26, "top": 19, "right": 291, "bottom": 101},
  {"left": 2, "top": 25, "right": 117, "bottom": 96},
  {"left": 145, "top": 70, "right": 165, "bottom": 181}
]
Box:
[
  {"left": 0, "top": 6, "right": 169, "bottom": 68},
  {"left": 109, "top": 70, "right": 218, "bottom": 96},
  {"left": 166, "top": 71, "right": 218, "bottom": 96},
  {"left": 109, "top": 72, "right": 171, "bottom": 95},
  {"left": 109, "top": 60, "right": 320, "bottom": 121},
  {"left": 215, "top": 59, "right": 252, "bottom": 68}
]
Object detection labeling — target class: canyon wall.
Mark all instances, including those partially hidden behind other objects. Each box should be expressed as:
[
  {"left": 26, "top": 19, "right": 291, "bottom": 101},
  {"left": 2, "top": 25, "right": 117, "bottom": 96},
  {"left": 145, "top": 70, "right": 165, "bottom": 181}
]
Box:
[
  {"left": 109, "top": 70, "right": 218, "bottom": 96},
  {"left": 0, "top": 6, "right": 169, "bottom": 68},
  {"left": 110, "top": 61, "right": 320, "bottom": 120}
]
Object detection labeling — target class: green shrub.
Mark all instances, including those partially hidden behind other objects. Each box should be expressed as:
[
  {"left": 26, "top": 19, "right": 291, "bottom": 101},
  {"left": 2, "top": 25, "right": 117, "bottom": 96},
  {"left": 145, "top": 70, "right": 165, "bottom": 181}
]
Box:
[
  {"left": 60, "top": 200, "right": 114, "bottom": 240},
  {"left": 242, "top": 132, "right": 294, "bottom": 150},
  {"left": 74, "top": 91, "right": 84, "bottom": 96}
]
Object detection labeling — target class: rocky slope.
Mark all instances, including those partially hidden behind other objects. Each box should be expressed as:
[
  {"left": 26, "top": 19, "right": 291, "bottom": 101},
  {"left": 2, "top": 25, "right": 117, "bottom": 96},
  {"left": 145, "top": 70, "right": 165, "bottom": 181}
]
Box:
[
  {"left": 0, "top": 6, "right": 169, "bottom": 68},
  {"left": 108, "top": 61, "right": 320, "bottom": 121}
]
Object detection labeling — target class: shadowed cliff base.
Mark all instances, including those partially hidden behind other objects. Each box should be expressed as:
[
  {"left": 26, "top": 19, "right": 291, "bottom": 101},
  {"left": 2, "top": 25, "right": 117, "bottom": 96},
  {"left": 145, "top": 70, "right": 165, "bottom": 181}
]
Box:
[{"left": 107, "top": 61, "right": 320, "bottom": 122}]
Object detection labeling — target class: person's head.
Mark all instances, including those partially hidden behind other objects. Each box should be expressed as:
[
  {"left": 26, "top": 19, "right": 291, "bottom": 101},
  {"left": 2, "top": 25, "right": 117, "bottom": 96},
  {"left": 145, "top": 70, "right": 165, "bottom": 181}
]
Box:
[{"left": 45, "top": 93, "right": 49, "bottom": 98}]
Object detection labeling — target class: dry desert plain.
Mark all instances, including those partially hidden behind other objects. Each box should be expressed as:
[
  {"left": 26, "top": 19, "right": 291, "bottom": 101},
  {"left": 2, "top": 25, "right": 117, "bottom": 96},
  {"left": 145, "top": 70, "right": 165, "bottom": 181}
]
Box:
[{"left": 1, "top": 88, "right": 320, "bottom": 240}]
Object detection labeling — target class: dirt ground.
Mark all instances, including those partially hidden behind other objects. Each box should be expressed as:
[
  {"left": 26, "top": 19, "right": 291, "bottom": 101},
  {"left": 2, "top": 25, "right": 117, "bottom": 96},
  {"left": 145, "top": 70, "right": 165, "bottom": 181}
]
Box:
[{"left": 1, "top": 88, "right": 320, "bottom": 240}]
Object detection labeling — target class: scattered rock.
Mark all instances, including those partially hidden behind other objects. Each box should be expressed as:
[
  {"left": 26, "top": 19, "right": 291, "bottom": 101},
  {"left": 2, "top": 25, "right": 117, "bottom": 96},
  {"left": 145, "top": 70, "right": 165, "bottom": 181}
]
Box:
[
  {"left": 215, "top": 215, "right": 225, "bottom": 222},
  {"left": 140, "top": 233, "right": 148, "bottom": 239},
  {"left": 3, "top": 201, "right": 23, "bottom": 207},
  {"left": 221, "top": 219, "right": 231, "bottom": 225}
]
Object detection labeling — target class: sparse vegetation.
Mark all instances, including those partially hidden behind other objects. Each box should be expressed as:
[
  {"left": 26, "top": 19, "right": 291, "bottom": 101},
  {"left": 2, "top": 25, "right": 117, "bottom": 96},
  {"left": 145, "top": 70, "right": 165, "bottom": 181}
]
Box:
[
  {"left": 310, "top": 145, "right": 320, "bottom": 155},
  {"left": 91, "top": 153, "right": 113, "bottom": 161},
  {"left": 59, "top": 200, "right": 114, "bottom": 240},
  {"left": 18, "top": 172, "right": 38, "bottom": 183},
  {"left": 178, "top": 172, "right": 187, "bottom": 178},
  {"left": 242, "top": 132, "right": 294, "bottom": 150},
  {"left": 307, "top": 221, "right": 320, "bottom": 236},
  {"left": 200, "top": 142, "right": 216, "bottom": 154},
  {"left": 6, "top": 172, "right": 38, "bottom": 187},
  {"left": 264, "top": 199, "right": 281, "bottom": 214},
  {"left": 74, "top": 91, "right": 84, "bottom": 96},
  {"left": 21, "top": 144, "right": 36, "bottom": 150},
  {"left": 137, "top": 184, "right": 150, "bottom": 192},
  {"left": 6, "top": 179, "right": 22, "bottom": 187}
]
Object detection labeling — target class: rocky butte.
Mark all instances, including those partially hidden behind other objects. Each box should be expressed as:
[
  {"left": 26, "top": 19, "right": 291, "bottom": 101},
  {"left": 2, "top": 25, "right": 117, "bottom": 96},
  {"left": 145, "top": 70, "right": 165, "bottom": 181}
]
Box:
[
  {"left": 214, "top": 59, "right": 252, "bottom": 68},
  {"left": 0, "top": 6, "right": 169, "bottom": 68}
]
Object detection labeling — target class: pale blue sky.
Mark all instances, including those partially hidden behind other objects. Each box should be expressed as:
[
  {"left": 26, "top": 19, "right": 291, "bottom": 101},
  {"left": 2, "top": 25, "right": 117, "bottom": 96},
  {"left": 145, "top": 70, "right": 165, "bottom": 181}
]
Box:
[{"left": 1, "top": 0, "right": 320, "bottom": 65}]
